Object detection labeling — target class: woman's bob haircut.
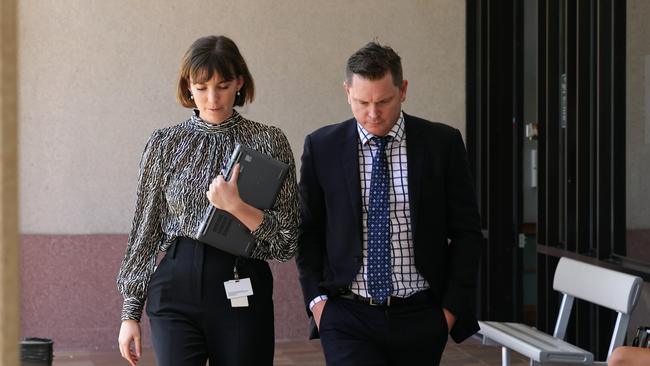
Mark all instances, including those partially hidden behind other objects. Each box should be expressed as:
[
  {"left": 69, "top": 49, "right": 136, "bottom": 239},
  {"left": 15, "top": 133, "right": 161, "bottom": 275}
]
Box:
[{"left": 176, "top": 35, "right": 255, "bottom": 108}]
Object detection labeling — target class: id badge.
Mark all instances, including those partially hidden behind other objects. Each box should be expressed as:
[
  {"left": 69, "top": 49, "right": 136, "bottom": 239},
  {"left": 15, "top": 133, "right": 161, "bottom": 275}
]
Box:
[{"left": 224, "top": 278, "right": 254, "bottom": 308}]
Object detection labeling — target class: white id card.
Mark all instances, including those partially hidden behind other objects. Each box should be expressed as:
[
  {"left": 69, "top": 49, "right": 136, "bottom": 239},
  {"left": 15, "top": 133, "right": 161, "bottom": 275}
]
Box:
[
  {"left": 224, "top": 278, "right": 254, "bottom": 298},
  {"left": 230, "top": 296, "right": 249, "bottom": 307},
  {"left": 224, "top": 278, "right": 253, "bottom": 307}
]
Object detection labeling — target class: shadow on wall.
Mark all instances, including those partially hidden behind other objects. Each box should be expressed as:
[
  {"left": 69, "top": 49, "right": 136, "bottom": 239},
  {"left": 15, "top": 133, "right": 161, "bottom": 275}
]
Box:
[{"left": 627, "top": 230, "right": 650, "bottom": 264}]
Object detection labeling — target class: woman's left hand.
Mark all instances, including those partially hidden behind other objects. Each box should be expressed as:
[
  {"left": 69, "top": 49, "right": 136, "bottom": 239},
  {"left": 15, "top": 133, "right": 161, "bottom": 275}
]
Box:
[{"left": 207, "top": 163, "right": 243, "bottom": 212}]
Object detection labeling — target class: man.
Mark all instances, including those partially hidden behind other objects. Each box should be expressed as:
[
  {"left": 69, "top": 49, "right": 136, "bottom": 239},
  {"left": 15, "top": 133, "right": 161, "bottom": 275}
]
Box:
[{"left": 296, "top": 41, "right": 483, "bottom": 365}]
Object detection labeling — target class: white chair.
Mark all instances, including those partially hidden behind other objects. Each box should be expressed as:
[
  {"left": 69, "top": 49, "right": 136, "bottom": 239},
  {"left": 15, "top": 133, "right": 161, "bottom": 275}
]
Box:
[{"left": 478, "top": 257, "right": 643, "bottom": 366}]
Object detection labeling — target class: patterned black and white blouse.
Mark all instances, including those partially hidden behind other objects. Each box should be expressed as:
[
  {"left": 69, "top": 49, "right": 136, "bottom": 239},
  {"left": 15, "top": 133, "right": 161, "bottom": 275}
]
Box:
[{"left": 117, "top": 110, "right": 299, "bottom": 321}]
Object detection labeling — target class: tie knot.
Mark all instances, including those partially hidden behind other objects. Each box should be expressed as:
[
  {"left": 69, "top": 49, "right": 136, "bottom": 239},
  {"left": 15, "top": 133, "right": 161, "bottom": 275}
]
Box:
[{"left": 373, "top": 136, "right": 390, "bottom": 150}]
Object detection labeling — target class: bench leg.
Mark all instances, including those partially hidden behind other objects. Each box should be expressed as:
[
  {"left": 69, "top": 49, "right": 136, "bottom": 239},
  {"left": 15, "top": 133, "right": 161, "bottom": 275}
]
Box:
[{"left": 501, "top": 346, "right": 510, "bottom": 366}]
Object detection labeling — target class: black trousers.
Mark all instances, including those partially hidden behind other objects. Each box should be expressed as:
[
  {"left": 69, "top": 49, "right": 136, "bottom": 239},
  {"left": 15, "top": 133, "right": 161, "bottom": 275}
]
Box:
[
  {"left": 318, "top": 294, "right": 449, "bottom": 366},
  {"left": 145, "top": 237, "right": 274, "bottom": 366}
]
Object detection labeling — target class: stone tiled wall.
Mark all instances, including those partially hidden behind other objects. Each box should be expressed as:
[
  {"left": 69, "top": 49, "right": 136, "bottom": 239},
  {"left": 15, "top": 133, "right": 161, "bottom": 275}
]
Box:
[{"left": 21, "top": 234, "right": 307, "bottom": 350}]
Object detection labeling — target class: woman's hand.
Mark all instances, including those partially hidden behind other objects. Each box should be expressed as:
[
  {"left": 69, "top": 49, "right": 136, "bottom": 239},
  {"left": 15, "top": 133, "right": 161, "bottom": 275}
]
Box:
[
  {"left": 207, "top": 163, "right": 244, "bottom": 212},
  {"left": 207, "top": 163, "right": 263, "bottom": 231},
  {"left": 118, "top": 320, "right": 141, "bottom": 366}
]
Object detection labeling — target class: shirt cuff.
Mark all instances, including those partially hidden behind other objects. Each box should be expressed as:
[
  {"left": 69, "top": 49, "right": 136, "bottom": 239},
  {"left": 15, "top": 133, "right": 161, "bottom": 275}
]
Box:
[
  {"left": 308, "top": 295, "right": 329, "bottom": 311},
  {"left": 121, "top": 296, "right": 144, "bottom": 322},
  {"left": 250, "top": 209, "right": 279, "bottom": 243}
]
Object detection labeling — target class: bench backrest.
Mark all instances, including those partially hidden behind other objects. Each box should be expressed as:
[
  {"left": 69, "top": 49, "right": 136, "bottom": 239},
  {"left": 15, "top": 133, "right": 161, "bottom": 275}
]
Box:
[
  {"left": 552, "top": 257, "right": 643, "bottom": 359},
  {"left": 553, "top": 257, "right": 642, "bottom": 313}
]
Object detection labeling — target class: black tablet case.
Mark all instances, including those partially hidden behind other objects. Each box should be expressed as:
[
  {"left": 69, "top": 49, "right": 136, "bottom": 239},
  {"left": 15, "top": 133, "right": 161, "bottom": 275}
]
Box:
[{"left": 196, "top": 144, "right": 289, "bottom": 257}]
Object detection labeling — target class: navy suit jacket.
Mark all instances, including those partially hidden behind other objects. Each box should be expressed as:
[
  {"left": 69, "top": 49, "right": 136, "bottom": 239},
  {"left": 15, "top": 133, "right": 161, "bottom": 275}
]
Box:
[{"left": 296, "top": 113, "right": 483, "bottom": 343}]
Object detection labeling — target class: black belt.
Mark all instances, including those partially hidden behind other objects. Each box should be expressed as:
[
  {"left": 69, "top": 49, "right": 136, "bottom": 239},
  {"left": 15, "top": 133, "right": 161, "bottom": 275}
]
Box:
[{"left": 338, "top": 290, "right": 432, "bottom": 308}]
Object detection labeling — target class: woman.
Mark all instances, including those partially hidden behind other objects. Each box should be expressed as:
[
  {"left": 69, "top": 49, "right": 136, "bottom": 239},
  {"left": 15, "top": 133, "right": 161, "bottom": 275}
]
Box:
[{"left": 117, "top": 35, "right": 298, "bottom": 366}]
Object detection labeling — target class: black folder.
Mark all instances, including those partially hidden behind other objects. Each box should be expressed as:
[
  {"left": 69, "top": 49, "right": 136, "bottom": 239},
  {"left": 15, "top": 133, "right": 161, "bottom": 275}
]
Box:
[{"left": 196, "top": 144, "right": 289, "bottom": 257}]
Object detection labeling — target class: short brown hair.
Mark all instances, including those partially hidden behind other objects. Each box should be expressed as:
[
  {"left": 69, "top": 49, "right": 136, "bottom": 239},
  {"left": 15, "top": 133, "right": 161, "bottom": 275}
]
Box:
[
  {"left": 176, "top": 35, "right": 255, "bottom": 108},
  {"left": 345, "top": 41, "right": 403, "bottom": 87}
]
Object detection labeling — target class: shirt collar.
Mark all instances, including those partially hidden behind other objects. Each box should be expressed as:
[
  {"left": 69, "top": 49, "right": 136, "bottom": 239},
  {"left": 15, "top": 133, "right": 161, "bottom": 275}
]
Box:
[
  {"left": 190, "top": 109, "right": 242, "bottom": 133},
  {"left": 357, "top": 111, "right": 405, "bottom": 146}
]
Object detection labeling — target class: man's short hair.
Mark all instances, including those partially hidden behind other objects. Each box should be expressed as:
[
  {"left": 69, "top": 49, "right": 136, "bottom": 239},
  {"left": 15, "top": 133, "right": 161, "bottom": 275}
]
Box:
[{"left": 345, "top": 41, "right": 403, "bottom": 87}]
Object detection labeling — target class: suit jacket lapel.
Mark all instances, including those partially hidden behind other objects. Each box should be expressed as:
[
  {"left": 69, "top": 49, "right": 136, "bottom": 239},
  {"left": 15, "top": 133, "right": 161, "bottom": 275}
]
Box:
[
  {"left": 340, "top": 120, "right": 362, "bottom": 236},
  {"left": 404, "top": 113, "right": 424, "bottom": 238}
]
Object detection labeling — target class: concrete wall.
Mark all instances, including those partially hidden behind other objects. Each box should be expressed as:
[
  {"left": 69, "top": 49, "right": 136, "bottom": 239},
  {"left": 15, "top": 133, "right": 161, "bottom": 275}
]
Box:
[
  {"left": 627, "top": 0, "right": 650, "bottom": 231},
  {"left": 1, "top": 0, "right": 21, "bottom": 363},
  {"left": 19, "top": 0, "right": 466, "bottom": 234},
  {"left": 18, "top": 0, "right": 466, "bottom": 350},
  {"left": 626, "top": 0, "right": 650, "bottom": 338}
]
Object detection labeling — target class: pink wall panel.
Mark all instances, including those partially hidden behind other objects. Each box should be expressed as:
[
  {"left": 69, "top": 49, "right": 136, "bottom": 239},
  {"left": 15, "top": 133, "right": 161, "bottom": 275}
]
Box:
[{"left": 21, "top": 235, "right": 308, "bottom": 351}]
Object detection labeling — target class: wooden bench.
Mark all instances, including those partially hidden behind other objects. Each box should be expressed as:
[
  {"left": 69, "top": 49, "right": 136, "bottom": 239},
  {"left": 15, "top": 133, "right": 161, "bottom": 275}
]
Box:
[{"left": 478, "top": 257, "right": 643, "bottom": 365}]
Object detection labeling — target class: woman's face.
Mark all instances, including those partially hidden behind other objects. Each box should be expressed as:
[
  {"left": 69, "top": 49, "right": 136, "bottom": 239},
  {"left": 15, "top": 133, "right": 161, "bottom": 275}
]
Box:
[{"left": 189, "top": 73, "right": 243, "bottom": 124}]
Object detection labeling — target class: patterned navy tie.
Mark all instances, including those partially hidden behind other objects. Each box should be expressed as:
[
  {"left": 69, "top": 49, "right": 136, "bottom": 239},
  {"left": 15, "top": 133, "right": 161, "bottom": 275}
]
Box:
[{"left": 367, "top": 136, "right": 392, "bottom": 303}]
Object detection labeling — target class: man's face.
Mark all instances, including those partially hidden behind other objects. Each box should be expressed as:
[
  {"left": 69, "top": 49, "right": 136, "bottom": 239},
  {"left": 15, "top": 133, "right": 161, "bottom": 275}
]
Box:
[{"left": 345, "top": 73, "right": 408, "bottom": 137}]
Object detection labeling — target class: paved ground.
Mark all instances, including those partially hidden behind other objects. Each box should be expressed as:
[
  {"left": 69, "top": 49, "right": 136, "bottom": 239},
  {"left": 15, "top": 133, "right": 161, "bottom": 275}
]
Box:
[{"left": 52, "top": 337, "right": 529, "bottom": 366}]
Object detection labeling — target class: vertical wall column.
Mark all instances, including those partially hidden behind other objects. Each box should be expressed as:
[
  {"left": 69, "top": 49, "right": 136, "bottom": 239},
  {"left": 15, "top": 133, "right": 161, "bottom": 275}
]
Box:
[{"left": 0, "top": 0, "right": 20, "bottom": 365}]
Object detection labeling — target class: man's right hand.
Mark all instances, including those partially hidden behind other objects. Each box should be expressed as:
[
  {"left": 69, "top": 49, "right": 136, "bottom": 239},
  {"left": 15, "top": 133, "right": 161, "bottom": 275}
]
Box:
[
  {"left": 118, "top": 319, "right": 142, "bottom": 366},
  {"left": 312, "top": 300, "right": 327, "bottom": 330}
]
